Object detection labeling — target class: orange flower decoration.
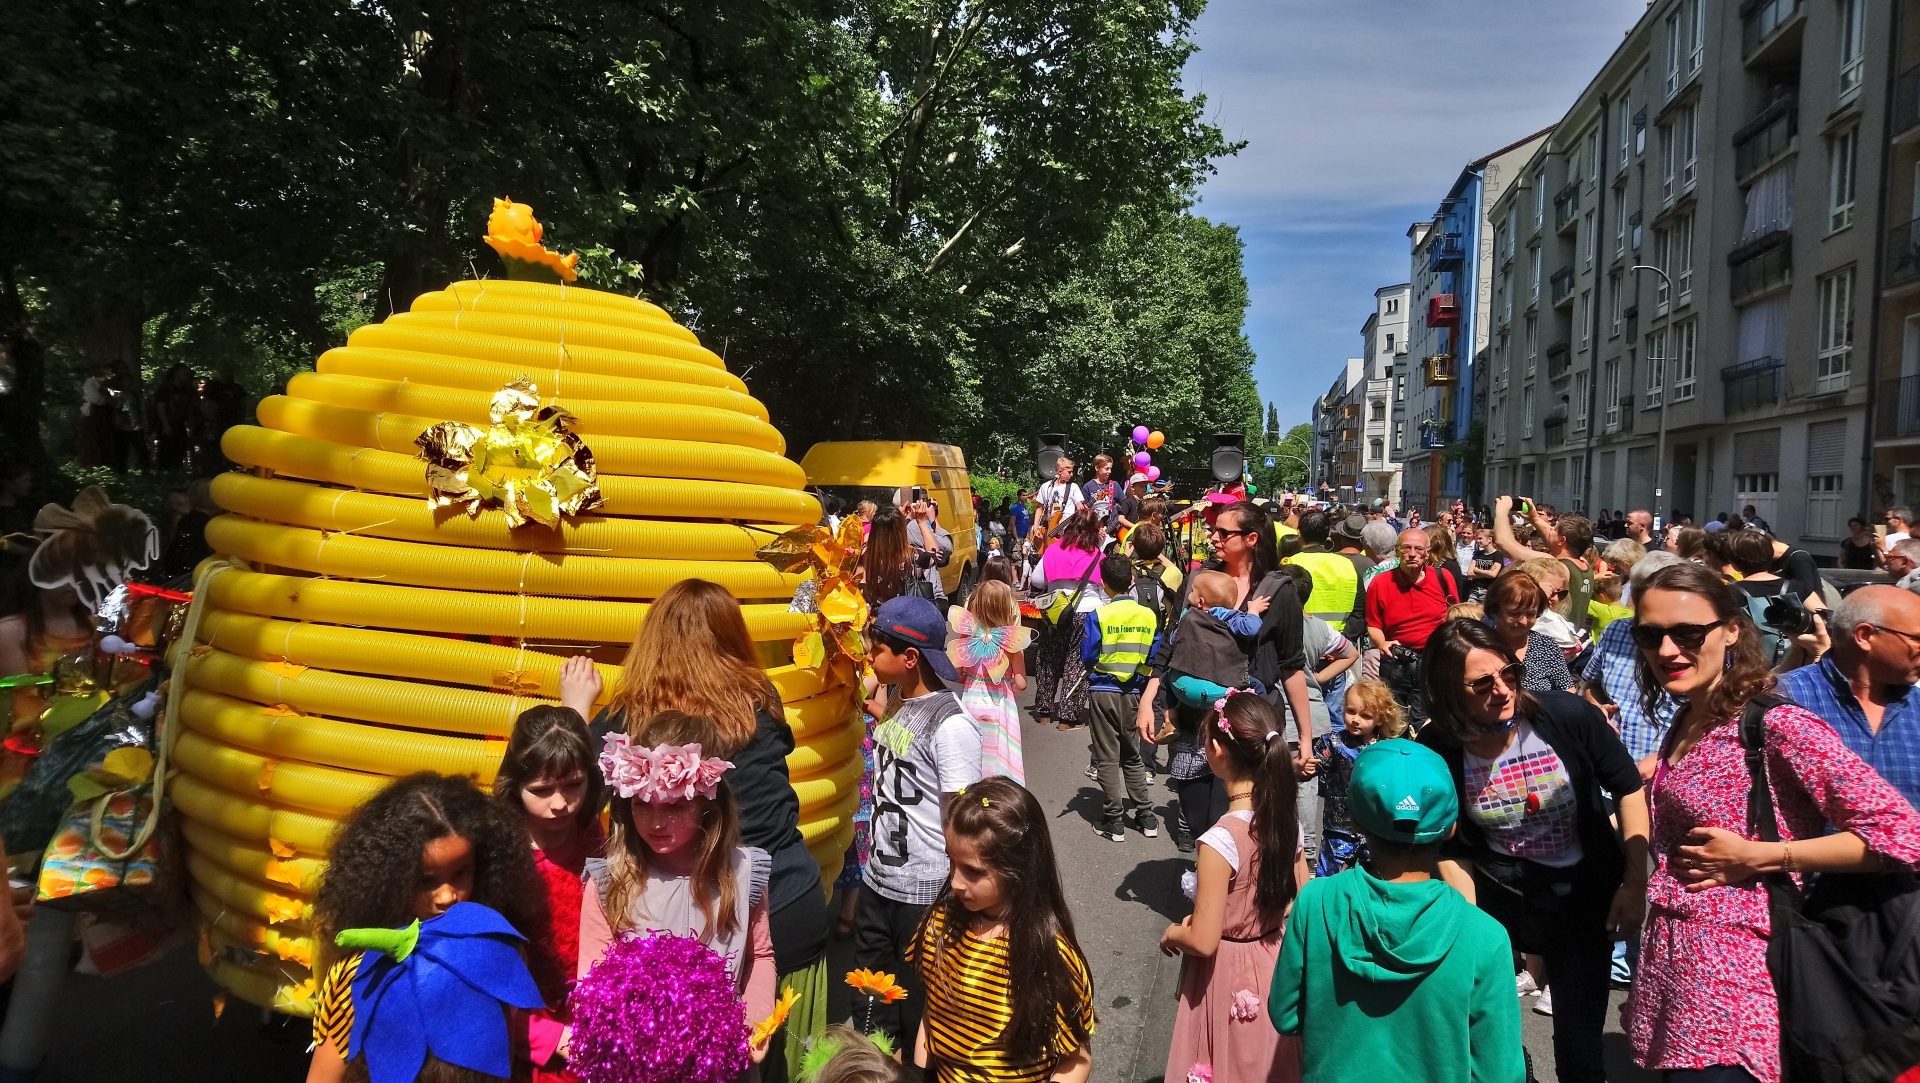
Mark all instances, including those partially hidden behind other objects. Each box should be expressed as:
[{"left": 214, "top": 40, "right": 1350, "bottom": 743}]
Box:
[
  {"left": 845, "top": 968, "right": 909, "bottom": 1003},
  {"left": 751, "top": 986, "right": 801, "bottom": 1047},
  {"left": 483, "top": 197, "right": 578, "bottom": 283}
]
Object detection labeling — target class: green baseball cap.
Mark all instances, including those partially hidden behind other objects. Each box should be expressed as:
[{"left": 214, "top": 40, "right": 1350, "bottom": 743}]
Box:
[{"left": 1348, "top": 739, "right": 1457, "bottom": 845}]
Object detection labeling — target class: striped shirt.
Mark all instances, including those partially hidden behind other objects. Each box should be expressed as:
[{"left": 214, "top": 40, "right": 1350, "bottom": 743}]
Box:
[
  {"left": 907, "top": 906, "right": 1094, "bottom": 1083},
  {"left": 311, "top": 954, "right": 361, "bottom": 1057}
]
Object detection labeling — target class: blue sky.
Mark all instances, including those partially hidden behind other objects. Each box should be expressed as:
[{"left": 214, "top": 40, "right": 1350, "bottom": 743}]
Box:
[{"left": 1184, "top": 0, "right": 1649, "bottom": 428}]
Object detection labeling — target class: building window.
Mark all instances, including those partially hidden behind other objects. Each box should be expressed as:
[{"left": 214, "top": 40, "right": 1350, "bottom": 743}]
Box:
[
  {"left": 1829, "top": 128, "right": 1857, "bottom": 232},
  {"left": 1393, "top": 421, "right": 1404, "bottom": 451},
  {"left": 1385, "top": 332, "right": 1396, "bottom": 352},
  {"left": 1573, "top": 372, "right": 1589, "bottom": 431},
  {"left": 1646, "top": 329, "right": 1667, "bottom": 405},
  {"left": 1387, "top": 298, "right": 1398, "bottom": 314},
  {"left": 1817, "top": 268, "right": 1854, "bottom": 393},
  {"left": 1660, "top": 124, "right": 1676, "bottom": 203},
  {"left": 1603, "top": 358, "right": 1621, "bottom": 428},
  {"left": 1371, "top": 399, "right": 1386, "bottom": 422},
  {"left": 1580, "top": 289, "right": 1593, "bottom": 347},
  {"left": 1687, "top": 0, "right": 1704, "bottom": 75},
  {"left": 1610, "top": 271, "right": 1623, "bottom": 333},
  {"left": 1533, "top": 169, "right": 1546, "bottom": 226},
  {"left": 1586, "top": 129, "right": 1601, "bottom": 187},
  {"left": 1618, "top": 100, "right": 1633, "bottom": 168},
  {"left": 1680, "top": 105, "right": 1698, "bottom": 191},
  {"left": 1839, "top": 0, "right": 1865, "bottom": 100},
  {"left": 1674, "top": 213, "right": 1694, "bottom": 305},
  {"left": 1665, "top": 11, "right": 1682, "bottom": 97},
  {"left": 1525, "top": 316, "right": 1538, "bottom": 375},
  {"left": 1395, "top": 374, "right": 1405, "bottom": 402},
  {"left": 1524, "top": 393, "right": 1535, "bottom": 437},
  {"left": 1584, "top": 211, "right": 1596, "bottom": 264},
  {"left": 1530, "top": 248, "right": 1542, "bottom": 302},
  {"left": 1736, "top": 472, "right": 1780, "bottom": 528},
  {"left": 1673, "top": 320, "right": 1697, "bottom": 401},
  {"left": 1369, "top": 438, "right": 1384, "bottom": 464},
  {"left": 1806, "top": 474, "right": 1844, "bottom": 537},
  {"left": 1654, "top": 228, "right": 1673, "bottom": 311},
  {"left": 1613, "top": 189, "right": 1627, "bottom": 254}
]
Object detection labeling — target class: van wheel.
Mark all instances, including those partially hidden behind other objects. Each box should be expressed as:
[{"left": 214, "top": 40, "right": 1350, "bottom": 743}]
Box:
[{"left": 954, "top": 561, "right": 978, "bottom": 607}]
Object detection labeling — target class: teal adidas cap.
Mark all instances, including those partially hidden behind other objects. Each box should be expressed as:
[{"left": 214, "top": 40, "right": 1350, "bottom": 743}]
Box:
[{"left": 1348, "top": 739, "right": 1457, "bottom": 845}]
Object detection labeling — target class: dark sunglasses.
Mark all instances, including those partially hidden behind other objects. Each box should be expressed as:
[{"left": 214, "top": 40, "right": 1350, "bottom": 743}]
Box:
[
  {"left": 1208, "top": 525, "right": 1255, "bottom": 538},
  {"left": 1546, "top": 588, "right": 1570, "bottom": 603},
  {"left": 1630, "top": 619, "right": 1728, "bottom": 651},
  {"left": 1463, "top": 662, "right": 1526, "bottom": 696}
]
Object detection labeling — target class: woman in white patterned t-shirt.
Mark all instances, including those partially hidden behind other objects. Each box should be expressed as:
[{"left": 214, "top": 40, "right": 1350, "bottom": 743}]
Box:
[{"left": 1414, "top": 618, "right": 1650, "bottom": 1083}]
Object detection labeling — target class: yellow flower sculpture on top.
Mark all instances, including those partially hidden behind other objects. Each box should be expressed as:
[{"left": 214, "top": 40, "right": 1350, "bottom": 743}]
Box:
[
  {"left": 483, "top": 197, "right": 579, "bottom": 283},
  {"left": 758, "top": 514, "right": 868, "bottom": 691},
  {"left": 415, "top": 378, "right": 604, "bottom": 528}
]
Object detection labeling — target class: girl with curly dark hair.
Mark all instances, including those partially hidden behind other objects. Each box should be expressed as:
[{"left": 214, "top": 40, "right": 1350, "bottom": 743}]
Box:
[{"left": 307, "top": 773, "right": 545, "bottom": 1083}]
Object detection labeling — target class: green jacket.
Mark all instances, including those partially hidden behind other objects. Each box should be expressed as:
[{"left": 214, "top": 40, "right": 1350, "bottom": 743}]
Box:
[{"left": 1270, "top": 867, "right": 1523, "bottom": 1083}]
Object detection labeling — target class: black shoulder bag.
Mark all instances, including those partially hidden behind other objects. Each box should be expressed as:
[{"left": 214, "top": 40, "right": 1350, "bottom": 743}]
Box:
[{"left": 1739, "top": 694, "right": 1920, "bottom": 1082}]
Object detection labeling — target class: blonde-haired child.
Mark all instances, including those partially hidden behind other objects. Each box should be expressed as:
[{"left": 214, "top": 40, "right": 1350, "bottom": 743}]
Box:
[
  {"left": 1311, "top": 680, "right": 1407, "bottom": 877},
  {"left": 948, "top": 579, "right": 1032, "bottom": 782},
  {"left": 1446, "top": 601, "right": 1485, "bottom": 622}
]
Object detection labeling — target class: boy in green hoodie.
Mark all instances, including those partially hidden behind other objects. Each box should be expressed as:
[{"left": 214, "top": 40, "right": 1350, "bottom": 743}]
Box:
[{"left": 1269, "top": 739, "right": 1524, "bottom": 1083}]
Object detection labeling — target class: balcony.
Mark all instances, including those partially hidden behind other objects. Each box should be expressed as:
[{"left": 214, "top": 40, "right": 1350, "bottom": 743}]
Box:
[
  {"left": 1341, "top": 402, "right": 1360, "bottom": 418},
  {"left": 1888, "top": 219, "right": 1920, "bottom": 290},
  {"left": 1428, "top": 293, "right": 1460, "bottom": 327},
  {"left": 1722, "top": 357, "right": 1784, "bottom": 412},
  {"left": 1730, "top": 235, "right": 1792, "bottom": 301},
  {"left": 1423, "top": 353, "right": 1458, "bottom": 385},
  {"left": 1741, "top": 0, "right": 1805, "bottom": 65},
  {"left": 1887, "top": 374, "right": 1920, "bottom": 437},
  {"left": 1897, "top": 64, "right": 1920, "bottom": 139},
  {"left": 1731, "top": 95, "right": 1797, "bottom": 181},
  {"left": 1428, "top": 234, "right": 1465, "bottom": 273},
  {"left": 1550, "top": 267, "right": 1576, "bottom": 307},
  {"left": 1546, "top": 341, "right": 1571, "bottom": 380},
  {"left": 1554, "top": 182, "right": 1581, "bottom": 234}
]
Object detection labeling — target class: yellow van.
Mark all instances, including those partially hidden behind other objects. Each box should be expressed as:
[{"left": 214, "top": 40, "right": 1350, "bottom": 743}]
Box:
[{"left": 799, "top": 441, "right": 980, "bottom": 600}]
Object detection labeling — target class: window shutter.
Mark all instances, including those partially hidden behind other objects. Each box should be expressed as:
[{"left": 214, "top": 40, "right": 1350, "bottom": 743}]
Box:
[
  {"left": 1806, "top": 419, "right": 1847, "bottom": 474},
  {"left": 1733, "top": 428, "right": 1781, "bottom": 474}
]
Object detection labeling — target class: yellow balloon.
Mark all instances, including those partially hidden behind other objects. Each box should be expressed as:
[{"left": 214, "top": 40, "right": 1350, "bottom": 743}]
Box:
[{"left": 1147, "top": 430, "right": 1166, "bottom": 450}]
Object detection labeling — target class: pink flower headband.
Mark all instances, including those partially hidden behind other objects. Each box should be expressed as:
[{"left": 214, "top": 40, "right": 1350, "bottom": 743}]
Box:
[
  {"left": 599, "top": 734, "right": 733, "bottom": 803},
  {"left": 1212, "top": 690, "right": 1280, "bottom": 741}
]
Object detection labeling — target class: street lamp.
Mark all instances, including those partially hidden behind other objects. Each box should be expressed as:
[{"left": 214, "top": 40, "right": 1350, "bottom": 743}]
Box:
[{"left": 1628, "top": 264, "right": 1674, "bottom": 524}]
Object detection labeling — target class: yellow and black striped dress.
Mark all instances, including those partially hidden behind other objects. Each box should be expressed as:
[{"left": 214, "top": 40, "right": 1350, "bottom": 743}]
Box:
[
  {"left": 907, "top": 906, "right": 1094, "bottom": 1083},
  {"left": 311, "top": 954, "right": 361, "bottom": 1057}
]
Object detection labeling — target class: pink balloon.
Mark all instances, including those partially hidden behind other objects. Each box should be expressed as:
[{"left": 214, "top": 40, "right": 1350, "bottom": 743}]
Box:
[
  {"left": 1132, "top": 425, "right": 1150, "bottom": 445},
  {"left": 1133, "top": 451, "right": 1152, "bottom": 468},
  {"left": 1146, "top": 465, "right": 1162, "bottom": 481}
]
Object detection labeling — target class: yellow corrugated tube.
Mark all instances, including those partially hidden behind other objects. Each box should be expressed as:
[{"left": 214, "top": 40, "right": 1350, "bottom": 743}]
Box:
[{"left": 176, "top": 269, "right": 862, "bottom": 1015}]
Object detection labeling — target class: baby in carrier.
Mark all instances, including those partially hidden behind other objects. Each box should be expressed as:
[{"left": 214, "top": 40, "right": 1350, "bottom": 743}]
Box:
[{"left": 1165, "top": 570, "right": 1268, "bottom": 709}]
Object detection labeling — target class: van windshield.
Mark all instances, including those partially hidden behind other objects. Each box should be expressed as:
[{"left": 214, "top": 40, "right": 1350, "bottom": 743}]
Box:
[{"left": 813, "top": 485, "right": 903, "bottom": 515}]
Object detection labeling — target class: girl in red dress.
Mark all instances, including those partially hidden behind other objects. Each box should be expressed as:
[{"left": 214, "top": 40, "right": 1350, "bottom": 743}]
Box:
[{"left": 494, "top": 705, "right": 608, "bottom": 1082}]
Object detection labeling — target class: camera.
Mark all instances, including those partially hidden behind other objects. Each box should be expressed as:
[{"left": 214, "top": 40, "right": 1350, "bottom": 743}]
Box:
[
  {"left": 1389, "top": 644, "right": 1421, "bottom": 665},
  {"left": 1760, "top": 594, "right": 1816, "bottom": 637}
]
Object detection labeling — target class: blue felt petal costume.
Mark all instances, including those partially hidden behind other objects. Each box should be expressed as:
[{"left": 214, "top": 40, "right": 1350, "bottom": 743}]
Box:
[{"left": 343, "top": 902, "right": 546, "bottom": 1083}]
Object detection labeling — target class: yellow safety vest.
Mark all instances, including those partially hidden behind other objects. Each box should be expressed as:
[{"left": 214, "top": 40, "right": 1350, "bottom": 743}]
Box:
[
  {"left": 1284, "top": 550, "right": 1359, "bottom": 622},
  {"left": 1093, "top": 598, "right": 1158, "bottom": 681}
]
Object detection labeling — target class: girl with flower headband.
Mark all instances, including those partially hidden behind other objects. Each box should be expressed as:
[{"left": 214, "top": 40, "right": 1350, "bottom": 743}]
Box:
[
  {"left": 1159, "top": 692, "right": 1305, "bottom": 1083},
  {"left": 575, "top": 711, "right": 778, "bottom": 1079}
]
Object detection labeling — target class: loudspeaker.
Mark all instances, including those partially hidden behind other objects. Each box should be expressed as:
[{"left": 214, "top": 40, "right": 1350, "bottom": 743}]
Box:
[
  {"left": 1036, "top": 433, "right": 1068, "bottom": 478},
  {"left": 1209, "top": 433, "right": 1246, "bottom": 483}
]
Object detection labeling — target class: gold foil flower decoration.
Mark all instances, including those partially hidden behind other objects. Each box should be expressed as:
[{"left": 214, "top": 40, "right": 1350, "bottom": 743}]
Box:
[
  {"left": 483, "top": 197, "right": 579, "bottom": 283},
  {"left": 415, "top": 378, "right": 604, "bottom": 528},
  {"left": 759, "top": 516, "right": 869, "bottom": 690}
]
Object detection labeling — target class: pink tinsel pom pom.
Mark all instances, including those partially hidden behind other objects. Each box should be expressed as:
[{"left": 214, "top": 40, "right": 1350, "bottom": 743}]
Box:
[
  {"left": 566, "top": 932, "right": 749, "bottom": 1083},
  {"left": 1187, "top": 1065, "right": 1214, "bottom": 1083}
]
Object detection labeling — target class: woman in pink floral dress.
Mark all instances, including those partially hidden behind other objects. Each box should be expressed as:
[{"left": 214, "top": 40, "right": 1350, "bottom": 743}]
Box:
[{"left": 1628, "top": 563, "right": 1920, "bottom": 1083}]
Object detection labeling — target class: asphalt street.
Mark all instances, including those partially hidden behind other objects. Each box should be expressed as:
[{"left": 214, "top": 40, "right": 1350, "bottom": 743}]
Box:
[{"left": 20, "top": 698, "right": 1655, "bottom": 1082}]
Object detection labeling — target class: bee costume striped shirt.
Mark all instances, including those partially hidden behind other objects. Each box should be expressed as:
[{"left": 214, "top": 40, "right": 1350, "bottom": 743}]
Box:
[{"left": 907, "top": 904, "right": 1094, "bottom": 1082}]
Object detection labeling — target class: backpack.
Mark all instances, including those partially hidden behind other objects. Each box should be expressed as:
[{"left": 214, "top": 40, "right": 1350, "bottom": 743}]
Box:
[
  {"left": 1131, "top": 574, "right": 1165, "bottom": 624},
  {"left": 1739, "top": 695, "right": 1920, "bottom": 1082}
]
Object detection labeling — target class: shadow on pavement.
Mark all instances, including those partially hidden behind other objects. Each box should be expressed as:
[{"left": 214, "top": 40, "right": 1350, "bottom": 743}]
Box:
[{"left": 1115, "top": 857, "right": 1193, "bottom": 923}]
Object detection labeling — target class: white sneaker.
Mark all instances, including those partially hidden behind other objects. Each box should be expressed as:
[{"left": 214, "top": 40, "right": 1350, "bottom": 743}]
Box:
[
  {"left": 1515, "top": 972, "right": 1540, "bottom": 997},
  {"left": 1533, "top": 989, "right": 1554, "bottom": 1016}
]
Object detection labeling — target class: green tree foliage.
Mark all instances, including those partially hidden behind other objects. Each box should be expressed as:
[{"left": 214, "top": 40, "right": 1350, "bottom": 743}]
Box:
[
  {"left": 1250, "top": 422, "right": 1311, "bottom": 495},
  {"left": 0, "top": 0, "right": 1254, "bottom": 489}
]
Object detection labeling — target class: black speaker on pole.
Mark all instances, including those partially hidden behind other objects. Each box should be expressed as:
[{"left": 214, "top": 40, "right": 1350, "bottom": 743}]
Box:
[
  {"left": 1209, "top": 433, "right": 1246, "bottom": 483},
  {"left": 1036, "top": 433, "right": 1068, "bottom": 478}
]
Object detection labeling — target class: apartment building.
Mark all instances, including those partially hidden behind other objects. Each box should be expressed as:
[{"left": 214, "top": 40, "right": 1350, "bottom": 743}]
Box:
[
  {"left": 1361, "top": 284, "right": 1413, "bottom": 501},
  {"left": 1875, "top": 1, "right": 1920, "bottom": 509},
  {"left": 1400, "top": 129, "right": 1554, "bottom": 516},
  {"left": 1312, "top": 358, "right": 1367, "bottom": 501},
  {"left": 1484, "top": 0, "right": 1885, "bottom": 550}
]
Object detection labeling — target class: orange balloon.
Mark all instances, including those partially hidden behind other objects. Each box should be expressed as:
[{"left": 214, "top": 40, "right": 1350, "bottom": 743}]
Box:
[{"left": 1146, "top": 430, "right": 1165, "bottom": 449}]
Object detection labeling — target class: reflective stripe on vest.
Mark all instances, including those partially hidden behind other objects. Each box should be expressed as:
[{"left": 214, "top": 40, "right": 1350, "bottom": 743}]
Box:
[
  {"left": 1094, "top": 599, "right": 1157, "bottom": 680},
  {"left": 1285, "top": 551, "right": 1359, "bottom": 622}
]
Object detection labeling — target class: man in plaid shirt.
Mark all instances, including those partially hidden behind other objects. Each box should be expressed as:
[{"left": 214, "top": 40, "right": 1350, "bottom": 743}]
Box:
[
  {"left": 1581, "top": 552, "right": 1685, "bottom": 762},
  {"left": 1779, "top": 585, "right": 1920, "bottom": 812}
]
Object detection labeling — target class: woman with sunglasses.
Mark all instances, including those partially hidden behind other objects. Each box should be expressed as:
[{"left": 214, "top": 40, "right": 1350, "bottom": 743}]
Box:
[
  {"left": 1483, "top": 569, "right": 1575, "bottom": 694},
  {"left": 1625, "top": 562, "right": 1920, "bottom": 1083},
  {"left": 1417, "top": 618, "right": 1648, "bottom": 1083}
]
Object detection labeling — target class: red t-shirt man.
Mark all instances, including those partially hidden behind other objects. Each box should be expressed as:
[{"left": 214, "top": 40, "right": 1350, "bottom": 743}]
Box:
[{"left": 1365, "top": 561, "right": 1457, "bottom": 652}]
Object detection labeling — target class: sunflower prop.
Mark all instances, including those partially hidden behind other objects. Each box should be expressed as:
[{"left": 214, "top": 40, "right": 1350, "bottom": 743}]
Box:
[
  {"left": 751, "top": 985, "right": 801, "bottom": 1048},
  {"left": 415, "top": 377, "right": 604, "bottom": 528}
]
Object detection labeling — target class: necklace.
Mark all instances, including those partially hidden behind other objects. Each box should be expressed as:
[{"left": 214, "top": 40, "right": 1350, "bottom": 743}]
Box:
[{"left": 1228, "top": 789, "right": 1254, "bottom": 803}]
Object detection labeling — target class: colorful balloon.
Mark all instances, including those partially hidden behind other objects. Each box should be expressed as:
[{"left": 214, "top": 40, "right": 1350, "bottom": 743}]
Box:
[
  {"left": 1146, "top": 465, "right": 1161, "bottom": 481},
  {"left": 1146, "top": 430, "right": 1165, "bottom": 450},
  {"left": 1132, "top": 425, "right": 1150, "bottom": 445},
  {"left": 1133, "top": 451, "right": 1151, "bottom": 468}
]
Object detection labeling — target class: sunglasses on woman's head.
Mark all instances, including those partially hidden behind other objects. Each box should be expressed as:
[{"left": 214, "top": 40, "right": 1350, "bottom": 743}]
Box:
[
  {"left": 1630, "top": 619, "right": 1728, "bottom": 651},
  {"left": 1463, "top": 662, "right": 1525, "bottom": 696}
]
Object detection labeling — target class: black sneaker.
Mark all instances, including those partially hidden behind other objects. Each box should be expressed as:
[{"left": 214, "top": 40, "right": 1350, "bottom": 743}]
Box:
[
  {"left": 1094, "top": 818, "right": 1125, "bottom": 843},
  {"left": 1129, "top": 812, "right": 1160, "bottom": 839},
  {"left": 1170, "top": 824, "right": 1195, "bottom": 853}
]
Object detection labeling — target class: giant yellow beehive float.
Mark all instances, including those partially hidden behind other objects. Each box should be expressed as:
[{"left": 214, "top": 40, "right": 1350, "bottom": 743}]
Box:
[{"left": 171, "top": 201, "right": 860, "bottom": 1013}]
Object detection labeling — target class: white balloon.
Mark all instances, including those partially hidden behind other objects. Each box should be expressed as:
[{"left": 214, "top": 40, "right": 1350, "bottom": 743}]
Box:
[{"left": 99, "top": 635, "right": 134, "bottom": 655}]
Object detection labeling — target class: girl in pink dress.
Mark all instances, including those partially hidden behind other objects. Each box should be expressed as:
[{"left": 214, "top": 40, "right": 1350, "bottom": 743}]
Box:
[
  {"left": 1160, "top": 692, "right": 1306, "bottom": 1083},
  {"left": 947, "top": 579, "right": 1032, "bottom": 783},
  {"left": 1627, "top": 565, "right": 1920, "bottom": 1083}
]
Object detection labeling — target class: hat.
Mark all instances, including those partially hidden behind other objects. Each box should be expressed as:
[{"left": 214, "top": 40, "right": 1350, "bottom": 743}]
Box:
[
  {"left": 1333, "top": 513, "right": 1368, "bottom": 540},
  {"left": 1703, "top": 521, "right": 1726, "bottom": 533},
  {"left": 1371, "top": 498, "right": 1385, "bottom": 509},
  {"left": 1348, "top": 739, "right": 1457, "bottom": 845},
  {"left": 1127, "top": 472, "right": 1149, "bottom": 487},
  {"left": 870, "top": 596, "right": 959, "bottom": 681}
]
